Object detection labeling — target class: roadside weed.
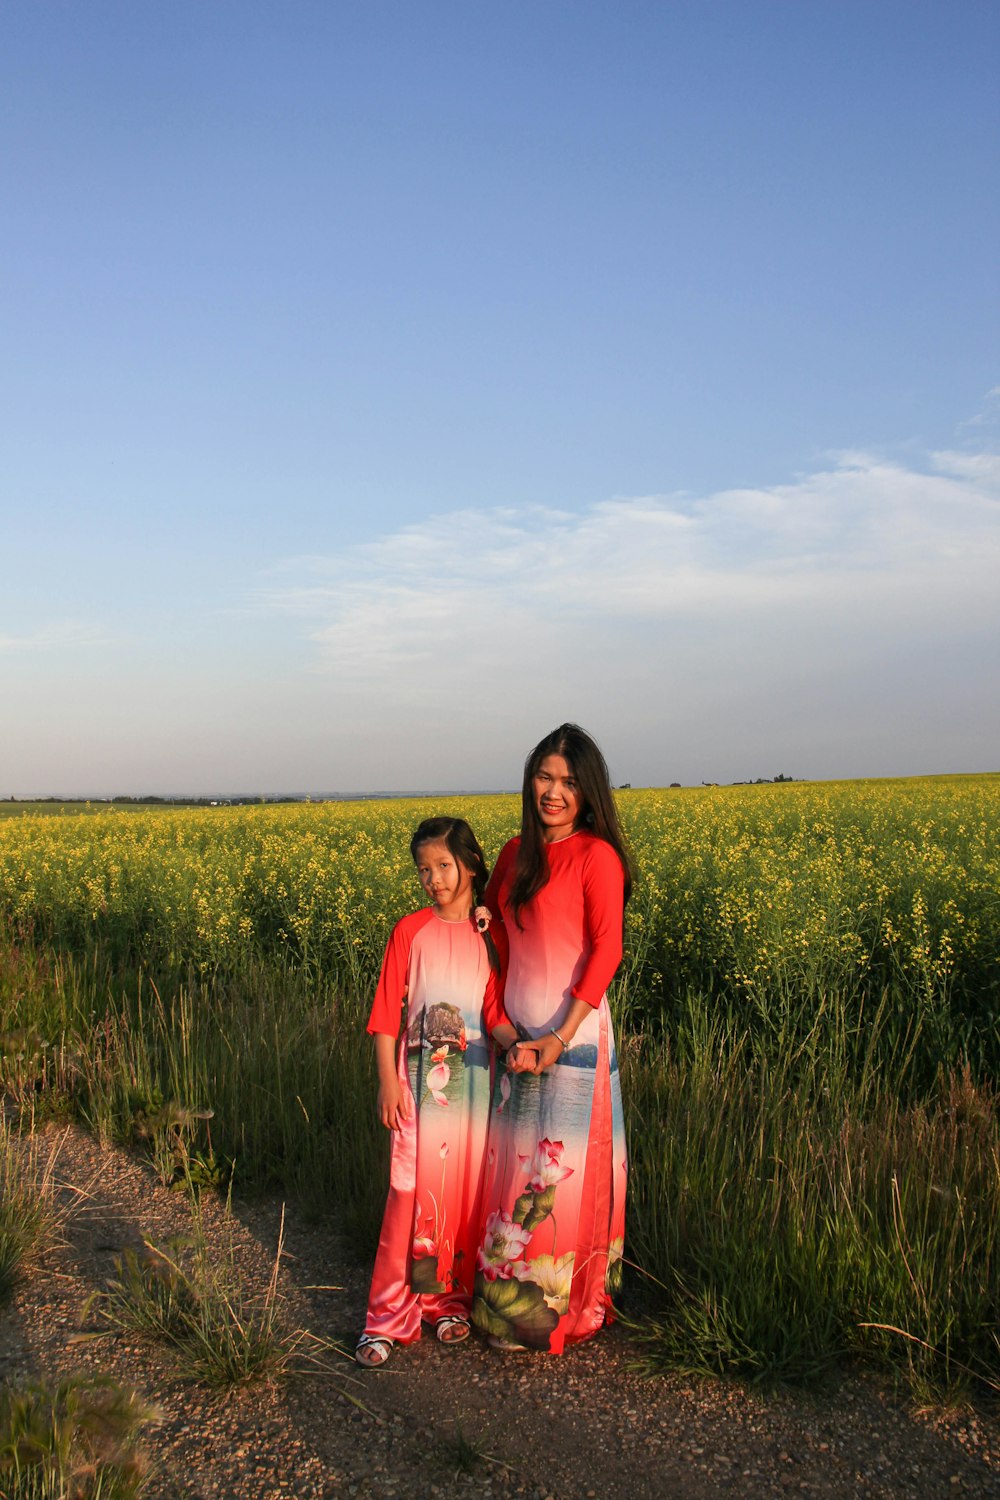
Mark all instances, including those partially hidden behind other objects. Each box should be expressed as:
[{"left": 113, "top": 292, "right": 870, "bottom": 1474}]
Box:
[
  {"left": 0, "top": 1375, "right": 159, "bottom": 1500},
  {"left": 0, "top": 1116, "right": 69, "bottom": 1304},
  {"left": 86, "top": 1204, "right": 299, "bottom": 1389}
]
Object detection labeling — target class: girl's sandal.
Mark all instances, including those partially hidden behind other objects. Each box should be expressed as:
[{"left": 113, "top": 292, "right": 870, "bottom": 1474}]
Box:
[
  {"left": 355, "top": 1334, "right": 393, "bottom": 1367},
  {"left": 434, "top": 1315, "right": 471, "bottom": 1345}
]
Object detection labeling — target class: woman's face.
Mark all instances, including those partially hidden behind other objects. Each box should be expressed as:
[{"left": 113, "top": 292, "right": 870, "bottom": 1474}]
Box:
[{"left": 532, "top": 753, "right": 583, "bottom": 843}]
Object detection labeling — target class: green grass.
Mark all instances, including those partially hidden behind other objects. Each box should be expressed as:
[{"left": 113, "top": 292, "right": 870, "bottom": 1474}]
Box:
[
  {"left": 622, "top": 1018, "right": 999, "bottom": 1395},
  {"left": 4, "top": 933, "right": 996, "bottom": 1398},
  {"left": 0, "top": 944, "right": 386, "bottom": 1237}
]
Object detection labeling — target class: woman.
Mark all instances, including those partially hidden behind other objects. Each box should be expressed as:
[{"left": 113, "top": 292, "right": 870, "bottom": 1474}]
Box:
[{"left": 472, "top": 723, "right": 631, "bottom": 1353}]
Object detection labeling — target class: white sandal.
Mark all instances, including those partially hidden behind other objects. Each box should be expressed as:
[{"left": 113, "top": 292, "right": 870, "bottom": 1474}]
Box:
[
  {"left": 434, "top": 1315, "right": 471, "bottom": 1344},
  {"left": 355, "top": 1334, "right": 393, "bottom": 1367}
]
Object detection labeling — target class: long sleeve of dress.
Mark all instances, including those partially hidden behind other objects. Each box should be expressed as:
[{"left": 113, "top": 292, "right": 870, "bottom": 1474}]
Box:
[
  {"left": 365, "top": 915, "right": 413, "bottom": 1036},
  {"left": 570, "top": 838, "right": 625, "bottom": 1007}
]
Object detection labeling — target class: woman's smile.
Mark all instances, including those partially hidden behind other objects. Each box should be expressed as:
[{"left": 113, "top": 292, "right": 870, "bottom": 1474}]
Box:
[{"left": 533, "top": 753, "right": 582, "bottom": 842}]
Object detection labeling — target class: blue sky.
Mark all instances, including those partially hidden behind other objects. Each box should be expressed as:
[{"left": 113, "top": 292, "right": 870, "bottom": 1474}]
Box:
[{"left": 2, "top": 1, "right": 998, "bottom": 794}]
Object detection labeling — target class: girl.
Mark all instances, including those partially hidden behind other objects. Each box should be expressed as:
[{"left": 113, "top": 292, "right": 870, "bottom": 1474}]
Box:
[
  {"left": 356, "top": 815, "right": 509, "bottom": 1367},
  {"left": 472, "top": 724, "right": 631, "bottom": 1354}
]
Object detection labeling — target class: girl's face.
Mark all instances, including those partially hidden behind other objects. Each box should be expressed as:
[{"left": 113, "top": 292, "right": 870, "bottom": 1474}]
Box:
[
  {"left": 414, "top": 839, "right": 475, "bottom": 921},
  {"left": 532, "top": 753, "right": 583, "bottom": 843}
]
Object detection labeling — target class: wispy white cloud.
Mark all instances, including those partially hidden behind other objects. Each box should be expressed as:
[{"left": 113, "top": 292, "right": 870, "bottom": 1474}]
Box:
[
  {"left": 0, "top": 620, "right": 111, "bottom": 653},
  {"left": 957, "top": 386, "right": 1000, "bottom": 433},
  {"left": 244, "top": 447, "right": 1000, "bottom": 783},
  {"left": 930, "top": 449, "right": 1000, "bottom": 489},
  {"left": 260, "top": 449, "right": 1000, "bottom": 677},
  {"left": 6, "top": 453, "right": 997, "bottom": 793}
]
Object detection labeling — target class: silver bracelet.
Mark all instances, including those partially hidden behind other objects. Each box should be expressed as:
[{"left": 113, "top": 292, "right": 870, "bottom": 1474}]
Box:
[{"left": 550, "top": 1028, "right": 568, "bottom": 1050}]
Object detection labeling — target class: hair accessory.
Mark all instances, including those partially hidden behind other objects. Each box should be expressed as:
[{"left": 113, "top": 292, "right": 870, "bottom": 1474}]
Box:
[{"left": 474, "top": 906, "right": 492, "bottom": 933}]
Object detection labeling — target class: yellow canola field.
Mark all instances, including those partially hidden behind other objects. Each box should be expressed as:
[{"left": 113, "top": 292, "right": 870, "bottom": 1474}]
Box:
[{"left": 0, "top": 778, "right": 998, "bottom": 1018}]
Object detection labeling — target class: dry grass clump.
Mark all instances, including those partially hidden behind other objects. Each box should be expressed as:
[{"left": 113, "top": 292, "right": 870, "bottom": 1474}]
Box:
[
  {"left": 0, "top": 1114, "right": 71, "bottom": 1305},
  {"left": 0, "top": 1375, "right": 159, "bottom": 1500},
  {"left": 86, "top": 1205, "right": 302, "bottom": 1388}
]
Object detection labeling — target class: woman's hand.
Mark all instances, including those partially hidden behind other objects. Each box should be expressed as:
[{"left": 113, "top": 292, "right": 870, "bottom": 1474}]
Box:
[
  {"left": 511, "top": 1003, "right": 590, "bottom": 1075},
  {"left": 377, "top": 1075, "right": 412, "bottom": 1131},
  {"left": 522, "top": 1033, "right": 567, "bottom": 1074}
]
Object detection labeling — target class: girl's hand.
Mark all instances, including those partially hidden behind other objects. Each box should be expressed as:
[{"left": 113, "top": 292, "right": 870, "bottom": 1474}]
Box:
[
  {"left": 491, "top": 1022, "right": 519, "bottom": 1054},
  {"left": 505, "top": 1041, "right": 537, "bottom": 1075},
  {"left": 377, "top": 1076, "right": 412, "bottom": 1131}
]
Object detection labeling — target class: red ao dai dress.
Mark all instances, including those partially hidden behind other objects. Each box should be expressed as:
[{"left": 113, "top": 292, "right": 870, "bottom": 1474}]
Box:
[
  {"left": 473, "top": 832, "right": 628, "bottom": 1353},
  {"left": 363, "top": 907, "right": 508, "bottom": 1343}
]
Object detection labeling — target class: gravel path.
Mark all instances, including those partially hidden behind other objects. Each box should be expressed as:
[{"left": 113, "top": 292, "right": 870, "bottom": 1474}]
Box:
[{"left": 1, "top": 1123, "right": 997, "bottom": 1500}]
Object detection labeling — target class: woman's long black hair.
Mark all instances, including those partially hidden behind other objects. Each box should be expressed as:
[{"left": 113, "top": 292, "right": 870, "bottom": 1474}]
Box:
[
  {"left": 410, "top": 815, "right": 500, "bottom": 972},
  {"left": 508, "top": 723, "right": 633, "bottom": 926}
]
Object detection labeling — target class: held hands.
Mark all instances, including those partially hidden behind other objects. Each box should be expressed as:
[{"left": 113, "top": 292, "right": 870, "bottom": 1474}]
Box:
[
  {"left": 494, "top": 1018, "right": 574, "bottom": 1075},
  {"left": 506, "top": 1032, "right": 566, "bottom": 1075}
]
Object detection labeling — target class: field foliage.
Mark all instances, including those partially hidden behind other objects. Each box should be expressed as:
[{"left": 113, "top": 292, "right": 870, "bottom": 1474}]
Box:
[{"left": 1, "top": 776, "right": 997, "bottom": 1395}]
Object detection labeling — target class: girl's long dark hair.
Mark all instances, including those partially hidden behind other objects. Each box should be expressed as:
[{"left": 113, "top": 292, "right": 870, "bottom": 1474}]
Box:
[
  {"left": 508, "top": 723, "right": 633, "bottom": 925},
  {"left": 410, "top": 816, "right": 500, "bottom": 972}
]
